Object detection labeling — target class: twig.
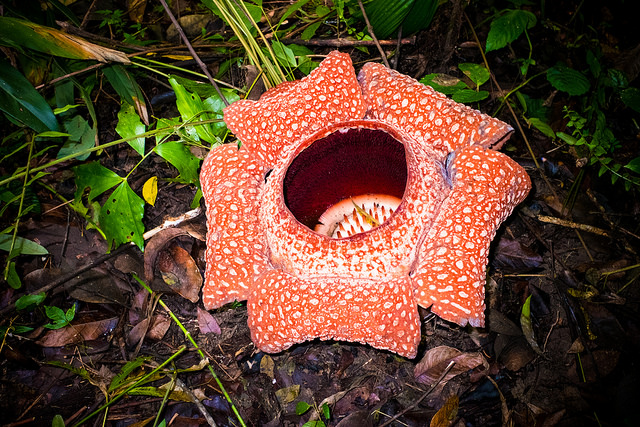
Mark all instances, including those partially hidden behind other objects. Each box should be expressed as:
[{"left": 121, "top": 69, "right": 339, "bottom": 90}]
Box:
[
  {"left": 392, "top": 26, "right": 403, "bottom": 70},
  {"left": 537, "top": 215, "right": 611, "bottom": 237},
  {"left": 282, "top": 36, "right": 416, "bottom": 47},
  {"left": 379, "top": 360, "right": 455, "bottom": 426},
  {"left": 357, "top": 0, "right": 390, "bottom": 68},
  {"left": 159, "top": 0, "right": 229, "bottom": 106}
]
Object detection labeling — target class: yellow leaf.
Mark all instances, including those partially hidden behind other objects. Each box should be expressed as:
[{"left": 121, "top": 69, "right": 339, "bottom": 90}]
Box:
[
  {"left": 142, "top": 176, "right": 158, "bottom": 206},
  {"left": 430, "top": 395, "right": 459, "bottom": 427}
]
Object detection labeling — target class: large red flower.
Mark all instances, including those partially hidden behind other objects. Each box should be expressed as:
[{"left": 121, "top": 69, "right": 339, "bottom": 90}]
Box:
[{"left": 200, "top": 51, "right": 531, "bottom": 358}]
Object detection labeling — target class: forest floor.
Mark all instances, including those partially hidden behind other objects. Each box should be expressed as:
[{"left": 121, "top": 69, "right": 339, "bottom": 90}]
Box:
[{"left": 1, "top": 1, "right": 640, "bottom": 426}]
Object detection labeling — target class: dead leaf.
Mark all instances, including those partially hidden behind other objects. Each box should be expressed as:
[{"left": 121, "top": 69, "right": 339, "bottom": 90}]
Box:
[
  {"left": 430, "top": 395, "right": 459, "bottom": 427},
  {"left": 260, "top": 354, "right": 274, "bottom": 379},
  {"left": 494, "top": 238, "right": 543, "bottom": 270},
  {"left": 157, "top": 244, "right": 202, "bottom": 302},
  {"left": 37, "top": 317, "right": 119, "bottom": 347},
  {"left": 197, "top": 307, "right": 221, "bottom": 335},
  {"left": 275, "top": 384, "right": 299, "bottom": 405},
  {"left": 414, "top": 346, "right": 488, "bottom": 386}
]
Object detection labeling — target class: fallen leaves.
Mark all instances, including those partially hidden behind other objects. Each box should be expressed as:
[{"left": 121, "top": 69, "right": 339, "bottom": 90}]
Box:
[{"left": 414, "top": 345, "right": 488, "bottom": 387}]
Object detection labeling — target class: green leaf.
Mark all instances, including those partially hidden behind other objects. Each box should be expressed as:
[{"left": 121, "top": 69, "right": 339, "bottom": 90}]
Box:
[
  {"left": 15, "top": 292, "right": 46, "bottom": 310},
  {"left": 520, "top": 295, "right": 542, "bottom": 354},
  {"left": 109, "top": 356, "right": 150, "bottom": 392},
  {"left": 321, "top": 402, "right": 330, "bottom": 419},
  {"left": 277, "top": 0, "right": 313, "bottom": 27},
  {"left": 0, "top": 58, "right": 59, "bottom": 132},
  {"left": 115, "top": 103, "right": 146, "bottom": 156},
  {"left": 458, "top": 63, "right": 490, "bottom": 87},
  {"left": 57, "top": 115, "right": 96, "bottom": 161},
  {"left": 169, "top": 77, "right": 218, "bottom": 144},
  {"left": 419, "top": 73, "right": 467, "bottom": 95},
  {"left": 44, "top": 304, "right": 74, "bottom": 329},
  {"left": 556, "top": 131, "right": 579, "bottom": 145},
  {"left": 301, "top": 21, "right": 323, "bottom": 41},
  {"left": 99, "top": 181, "right": 145, "bottom": 250},
  {"left": 271, "top": 41, "right": 297, "bottom": 68},
  {"left": 52, "top": 415, "right": 65, "bottom": 427},
  {"left": 486, "top": 9, "right": 537, "bottom": 53},
  {"left": 0, "top": 234, "right": 49, "bottom": 255},
  {"left": 620, "top": 87, "right": 640, "bottom": 113},
  {"left": 547, "top": 65, "right": 590, "bottom": 96},
  {"left": 103, "top": 65, "right": 148, "bottom": 124},
  {"left": 73, "top": 162, "right": 123, "bottom": 201},
  {"left": 527, "top": 117, "right": 556, "bottom": 138},
  {"left": 6, "top": 261, "right": 21, "bottom": 289},
  {"left": 154, "top": 141, "right": 202, "bottom": 185},
  {"left": 202, "top": 89, "right": 240, "bottom": 137},
  {"left": 624, "top": 157, "right": 640, "bottom": 174},
  {"left": 295, "top": 401, "right": 312, "bottom": 415},
  {"left": 400, "top": 0, "right": 439, "bottom": 36},
  {"left": 452, "top": 89, "right": 489, "bottom": 103},
  {"left": 363, "top": 0, "right": 415, "bottom": 39}
]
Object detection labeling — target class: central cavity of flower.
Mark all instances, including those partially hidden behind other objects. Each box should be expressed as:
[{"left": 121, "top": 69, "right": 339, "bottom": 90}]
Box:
[{"left": 283, "top": 127, "right": 407, "bottom": 238}]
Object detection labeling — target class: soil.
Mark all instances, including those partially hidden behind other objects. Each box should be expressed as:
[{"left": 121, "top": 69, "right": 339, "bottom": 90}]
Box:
[{"left": 1, "top": 1, "right": 640, "bottom": 426}]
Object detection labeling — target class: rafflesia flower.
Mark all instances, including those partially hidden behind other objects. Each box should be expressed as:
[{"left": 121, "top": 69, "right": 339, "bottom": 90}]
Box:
[{"left": 200, "top": 51, "right": 531, "bottom": 358}]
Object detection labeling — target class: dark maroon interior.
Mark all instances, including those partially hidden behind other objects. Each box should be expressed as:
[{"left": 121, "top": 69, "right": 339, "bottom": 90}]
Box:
[{"left": 283, "top": 127, "right": 407, "bottom": 230}]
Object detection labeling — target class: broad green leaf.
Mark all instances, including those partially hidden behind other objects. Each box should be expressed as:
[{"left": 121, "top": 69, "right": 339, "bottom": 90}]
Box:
[
  {"left": 400, "top": 0, "right": 439, "bottom": 36},
  {"left": 452, "top": 89, "right": 489, "bottom": 103},
  {"left": 202, "top": 89, "right": 240, "bottom": 136},
  {"left": 15, "top": 292, "right": 46, "bottom": 310},
  {"left": 115, "top": 103, "right": 146, "bottom": 156},
  {"left": 57, "top": 115, "right": 96, "bottom": 161},
  {"left": 0, "top": 16, "right": 129, "bottom": 63},
  {"left": 486, "top": 10, "right": 537, "bottom": 53},
  {"left": 0, "top": 58, "right": 59, "bottom": 132},
  {"left": 419, "top": 73, "right": 467, "bottom": 95},
  {"left": 74, "top": 162, "right": 122, "bottom": 201},
  {"left": 271, "top": 41, "right": 297, "bottom": 68},
  {"left": 301, "top": 21, "right": 323, "bottom": 41},
  {"left": 104, "top": 65, "right": 148, "bottom": 124},
  {"left": 624, "top": 157, "right": 640, "bottom": 174},
  {"left": 169, "top": 77, "right": 218, "bottom": 144},
  {"left": 458, "top": 63, "right": 490, "bottom": 87},
  {"left": 295, "top": 401, "right": 312, "bottom": 415},
  {"left": 546, "top": 65, "right": 590, "bottom": 96},
  {"left": 556, "top": 131, "right": 579, "bottom": 145},
  {"left": 6, "top": 261, "right": 21, "bottom": 289},
  {"left": 363, "top": 0, "right": 415, "bottom": 39},
  {"left": 154, "top": 141, "right": 202, "bottom": 185},
  {"left": 52, "top": 415, "right": 65, "bottom": 427},
  {"left": 0, "top": 234, "right": 49, "bottom": 255},
  {"left": 527, "top": 117, "right": 556, "bottom": 138},
  {"left": 621, "top": 87, "right": 640, "bottom": 113},
  {"left": 99, "top": 181, "right": 145, "bottom": 250},
  {"left": 44, "top": 305, "right": 73, "bottom": 329}
]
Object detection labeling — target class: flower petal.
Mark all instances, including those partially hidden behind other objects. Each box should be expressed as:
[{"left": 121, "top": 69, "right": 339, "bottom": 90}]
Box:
[
  {"left": 248, "top": 270, "right": 421, "bottom": 358},
  {"left": 412, "top": 146, "right": 531, "bottom": 326},
  {"left": 223, "top": 51, "right": 367, "bottom": 166},
  {"left": 200, "top": 144, "right": 271, "bottom": 309},
  {"left": 357, "top": 63, "right": 513, "bottom": 158}
]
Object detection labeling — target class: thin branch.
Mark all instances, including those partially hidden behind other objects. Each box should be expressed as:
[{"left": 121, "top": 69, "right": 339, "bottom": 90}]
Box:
[
  {"left": 159, "top": 0, "right": 229, "bottom": 106},
  {"left": 357, "top": 0, "right": 390, "bottom": 68}
]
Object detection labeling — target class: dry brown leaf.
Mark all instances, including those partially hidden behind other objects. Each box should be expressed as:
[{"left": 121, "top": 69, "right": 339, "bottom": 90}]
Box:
[
  {"left": 157, "top": 244, "right": 202, "bottom": 302},
  {"left": 197, "top": 306, "right": 221, "bottom": 335},
  {"left": 414, "top": 345, "right": 488, "bottom": 386},
  {"left": 430, "top": 395, "right": 459, "bottom": 427},
  {"left": 37, "top": 317, "right": 119, "bottom": 347}
]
